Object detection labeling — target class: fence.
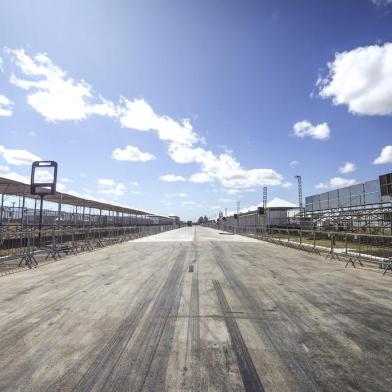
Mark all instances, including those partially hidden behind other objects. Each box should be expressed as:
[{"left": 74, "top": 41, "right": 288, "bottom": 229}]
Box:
[
  {"left": 210, "top": 222, "right": 392, "bottom": 267},
  {"left": 0, "top": 224, "right": 174, "bottom": 272}
]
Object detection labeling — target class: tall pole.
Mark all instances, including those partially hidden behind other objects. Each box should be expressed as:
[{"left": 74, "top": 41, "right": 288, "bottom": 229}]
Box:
[
  {"left": 263, "top": 187, "right": 267, "bottom": 209},
  {"left": 20, "top": 193, "right": 25, "bottom": 230},
  {"left": 0, "top": 194, "right": 4, "bottom": 225},
  {"left": 57, "top": 194, "right": 62, "bottom": 229},
  {"left": 295, "top": 175, "right": 303, "bottom": 216},
  {"left": 38, "top": 195, "right": 44, "bottom": 247}
]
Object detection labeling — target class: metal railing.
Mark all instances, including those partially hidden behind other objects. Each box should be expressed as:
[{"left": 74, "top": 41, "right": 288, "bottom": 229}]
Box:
[
  {"left": 0, "top": 224, "right": 174, "bottom": 272},
  {"left": 208, "top": 223, "right": 392, "bottom": 270}
]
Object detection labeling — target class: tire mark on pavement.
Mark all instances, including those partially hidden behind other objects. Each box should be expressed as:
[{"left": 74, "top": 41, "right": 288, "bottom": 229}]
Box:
[
  {"left": 213, "top": 280, "right": 264, "bottom": 392},
  {"left": 211, "top": 241, "right": 323, "bottom": 392},
  {"left": 99, "top": 246, "right": 188, "bottom": 391}
]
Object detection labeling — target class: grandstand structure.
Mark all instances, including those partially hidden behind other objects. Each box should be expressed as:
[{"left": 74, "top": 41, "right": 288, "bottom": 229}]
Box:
[
  {"left": 304, "top": 172, "right": 392, "bottom": 234},
  {"left": 0, "top": 176, "right": 173, "bottom": 228}
]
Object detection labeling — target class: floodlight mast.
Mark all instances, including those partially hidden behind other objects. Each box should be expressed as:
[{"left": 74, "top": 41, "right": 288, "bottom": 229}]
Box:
[
  {"left": 30, "top": 161, "right": 58, "bottom": 247},
  {"left": 295, "top": 175, "right": 303, "bottom": 217}
]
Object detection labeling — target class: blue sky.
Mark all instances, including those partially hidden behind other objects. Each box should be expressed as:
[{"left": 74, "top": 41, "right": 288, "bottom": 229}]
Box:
[{"left": 0, "top": 0, "right": 391, "bottom": 220}]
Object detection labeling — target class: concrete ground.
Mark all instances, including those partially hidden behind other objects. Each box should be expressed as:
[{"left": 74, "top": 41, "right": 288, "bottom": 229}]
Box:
[{"left": 0, "top": 226, "right": 391, "bottom": 392}]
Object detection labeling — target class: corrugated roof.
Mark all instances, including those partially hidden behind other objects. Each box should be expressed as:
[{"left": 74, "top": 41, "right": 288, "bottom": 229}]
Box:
[{"left": 0, "top": 176, "right": 167, "bottom": 217}]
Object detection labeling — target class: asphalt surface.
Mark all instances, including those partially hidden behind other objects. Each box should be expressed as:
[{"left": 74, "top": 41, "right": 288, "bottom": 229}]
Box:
[{"left": 0, "top": 226, "right": 391, "bottom": 391}]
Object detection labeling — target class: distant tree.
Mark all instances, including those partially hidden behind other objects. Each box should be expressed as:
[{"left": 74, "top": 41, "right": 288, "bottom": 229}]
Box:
[
  {"left": 203, "top": 215, "right": 208, "bottom": 223},
  {"left": 198, "top": 216, "right": 204, "bottom": 224}
]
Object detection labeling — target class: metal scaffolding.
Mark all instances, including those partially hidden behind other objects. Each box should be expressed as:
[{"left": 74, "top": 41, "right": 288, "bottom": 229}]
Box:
[{"left": 0, "top": 176, "right": 173, "bottom": 228}]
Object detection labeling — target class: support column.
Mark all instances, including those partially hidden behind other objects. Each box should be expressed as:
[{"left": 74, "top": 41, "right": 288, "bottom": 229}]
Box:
[
  {"left": 0, "top": 193, "right": 4, "bottom": 225},
  {"left": 57, "top": 194, "right": 62, "bottom": 229},
  {"left": 20, "top": 193, "right": 26, "bottom": 231}
]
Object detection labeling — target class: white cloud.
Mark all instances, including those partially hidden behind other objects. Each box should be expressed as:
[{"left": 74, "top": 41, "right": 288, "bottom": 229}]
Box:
[
  {"left": 0, "top": 145, "right": 41, "bottom": 165},
  {"left": 338, "top": 162, "right": 357, "bottom": 174},
  {"left": 374, "top": 145, "right": 392, "bottom": 164},
  {"left": 330, "top": 177, "right": 356, "bottom": 187},
  {"left": 0, "top": 94, "right": 13, "bottom": 116},
  {"left": 0, "top": 165, "right": 10, "bottom": 173},
  {"left": 226, "top": 189, "right": 240, "bottom": 195},
  {"left": 316, "top": 177, "right": 356, "bottom": 189},
  {"left": 1, "top": 171, "right": 30, "bottom": 183},
  {"left": 292, "top": 120, "right": 330, "bottom": 140},
  {"left": 159, "top": 174, "right": 186, "bottom": 182},
  {"left": 56, "top": 183, "right": 67, "bottom": 191},
  {"left": 371, "top": 0, "right": 392, "bottom": 6},
  {"left": 97, "top": 178, "right": 115, "bottom": 187},
  {"left": 290, "top": 160, "right": 299, "bottom": 167},
  {"left": 282, "top": 181, "right": 292, "bottom": 188},
  {"left": 189, "top": 172, "right": 213, "bottom": 183},
  {"left": 169, "top": 144, "right": 284, "bottom": 189},
  {"left": 129, "top": 181, "right": 139, "bottom": 186},
  {"left": 97, "top": 178, "right": 126, "bottom": 196},
  {"left": 4, "top": 48, "right": 287, "bottom": 191},
  {"left": 0, "top": 56, "right": 3, "bottom": 72},
  {"left": 117, "top": 98, "right": 199, "bottom": 146},
  {"left": 61, "top": 177, "right": 73, "bottom": 183},
  {"left": 218, "top": 198, "right": 234, "bottom": 203},
  {"left": 117, "top": 97, "right": 285, "bottom": 190},
  {"left": 28, "top": 131, "right": 35, "bottom": 136},
  {"left": 6, "top": 48, "right": 116, "bottom": 121},
  {"left": 112, "top": 145, "right": 156, "bottom": 162},
  {"left": 315, "top": 182, "right": 329, "bottom": 189},
  {"left": 318, "top": 43, "right": 392, "bottom": 115}
]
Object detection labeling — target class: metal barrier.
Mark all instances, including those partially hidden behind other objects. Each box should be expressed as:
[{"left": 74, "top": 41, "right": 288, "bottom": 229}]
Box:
[
  {"left": 0, "top": 224, "right": 174, "bottom": 272},
  {"left": 209, "top": 223, "right": 392, "bottom": 271}
]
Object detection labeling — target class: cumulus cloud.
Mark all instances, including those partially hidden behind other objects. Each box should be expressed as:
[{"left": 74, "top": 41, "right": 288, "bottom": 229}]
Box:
[
  {"left": 371, "top": 0, "right": 392, "bottom": 6},
  {"left": 1, "top": 171, "right": 30, "bottom": 183},
  {"left": 4, "top": 48, "right": 288, "bottom": 191},
  {"left": 318, "top": 43, "right": 392, "bottom": 115},
  {"left": 159, "top": 174, "right": 186, "bottom": 182},
  {"left": 0, "top": 145, "right": 41, "bottom": 165},
  {"left": 117, "top": 98, "right": 198, "bottom": 146},
  {"left": 226, "top": 189, "right": 240, "bottom": 195},
  {"left": 0, "top": 94, "right": 13, "bottom": 116},
  {"left": 218, "top": 198, "right": 234, "bottom": 203},
  {"left": 97, "top": 178, "right": 126, "bottom": 196},
  {"left": 112, "top": 145, "right": 156, "bottom": 162},
  {"left": 316, "top": 177, "right": 356, "bottom": 189},
  {"left": 289, "top": 160, "right": 299, "bottom": 167},
  {"left": 292, "top": 120, "right": 330, "bottom": 140},
  {"left": 374, "top": 145, "right": 392, "bottom": 164},
  {"left": 6, "top": 48, "right": 116, "bottom": 121},
  {"left": 189, "top": 172, "right": 213, "bottom": 183},
  {"left": 338, "top": 162, "right": 357, "bottom": 174},
  {"left": 169, "top": 143, "right": 284, "bottom": 189},
  {"left": 0, "top": 163, "right": 31, "bottom": 183}
]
